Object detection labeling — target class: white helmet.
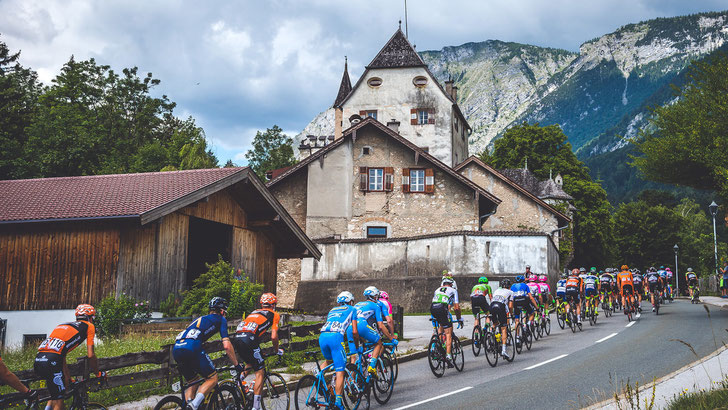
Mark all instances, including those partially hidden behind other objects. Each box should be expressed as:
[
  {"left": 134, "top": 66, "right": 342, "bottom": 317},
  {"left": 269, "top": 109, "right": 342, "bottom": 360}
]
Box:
[
  {"left": 363, "top": 286, "right": 380, "bottom": 300},
  {"left": 337, "top": 291, "right": 354, "bottom": 304}
]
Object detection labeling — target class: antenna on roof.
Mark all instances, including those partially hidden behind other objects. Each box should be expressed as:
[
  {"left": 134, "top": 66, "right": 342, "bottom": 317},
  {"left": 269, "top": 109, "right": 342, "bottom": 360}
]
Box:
[
  {"left": 525, "top": 157, "right": 528, "bottom": 170},
  {"left": 404, "top": 0, "right": 409, "bottom": 38}
]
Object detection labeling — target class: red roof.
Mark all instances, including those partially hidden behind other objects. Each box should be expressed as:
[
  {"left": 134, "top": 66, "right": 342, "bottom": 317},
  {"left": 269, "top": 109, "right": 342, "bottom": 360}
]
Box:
[{"left": 0, "top": 168, "right": 245, "bottom": 223}]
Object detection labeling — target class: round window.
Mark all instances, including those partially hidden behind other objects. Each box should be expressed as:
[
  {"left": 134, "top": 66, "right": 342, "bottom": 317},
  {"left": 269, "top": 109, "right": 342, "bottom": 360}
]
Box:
[
  {"left": 413, "top": 76, "right": 428, "bottom": 87},
  {"left": 367, "top": 77, "right": 382, "bottom": 88}
]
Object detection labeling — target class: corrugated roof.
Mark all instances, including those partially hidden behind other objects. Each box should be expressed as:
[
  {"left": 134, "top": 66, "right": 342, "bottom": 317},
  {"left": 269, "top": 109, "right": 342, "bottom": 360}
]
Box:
[{"left": 0, "top": 168, "right": 244, "bottom": 223}]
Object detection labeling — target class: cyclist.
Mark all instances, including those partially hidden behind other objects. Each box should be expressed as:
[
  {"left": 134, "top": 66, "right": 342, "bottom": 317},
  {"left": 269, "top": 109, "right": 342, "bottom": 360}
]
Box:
[
  {"left": 583, "top": 268, "right": 600, "bottom": 317},
  {"left": 233, "top": 293, "right": 282, "bottom": 410},
  {"left": 430, "top": 278, "right": 462, "bottom": 367},
  {"left": 356, "top": 286, "right": 396, "bottom": 373},
  {"left": 379, "top": 291, "right": 393, "bottom": 315},
  {"left": 173, "top": 297, "right": 242, "bottom": 410},
  {"left": 646, "top": 267, "right": 662, "bottom": 311},
  {"left": 524, "top": 265, "right": 533, "bottom": 278},
  {"left": 34, "top": 304, "right": 104, "bottom": 410},
  {"left": 490, "top": 279, "right": 514, "bottom": 359},
  {"left": 720, "top": 261, "right": 728, "bottom": 298},
  {"left": 442, "top": 270, "right": 458, "bottom": 290},
  {"left": 565, "top": 269, "right": 582, "bottom": 324},
  {"left": 555, "top": 273, "right": 567, "bottom": 304},
  {"left": 632, "top": 269, "right": 644, "bottom": 311},
  {"left": 617, "top": 265, "right": 635, "bottom": 314},
  {"left": 378, "top": 291, "right": 395, "bottom": 337},
  {"left": 470, "top": 277, "right": 492, "bottom": 330},
  {"left": 320, "top": 291, "right": 360, "bottom": 410},
  {"left": 511, "top": 275, "right": 539, "bottom": 343},
  {"left": 665, "top": 267, "right": 674, "bottom": 298},
  {"left": 537, "top": 274, "right": 552, "bottom": 311},
  {"left": 526, "top": 275, "right": 542, "bottom": 326},
  {"left": 600, "top": 269, "right": 614, "bottom": 310},
  {"left": 0, "top": 355, "right": 36, "bottom": 400},
  {"left": 686, "top": 268, "right": 699, "bottom": 300}
]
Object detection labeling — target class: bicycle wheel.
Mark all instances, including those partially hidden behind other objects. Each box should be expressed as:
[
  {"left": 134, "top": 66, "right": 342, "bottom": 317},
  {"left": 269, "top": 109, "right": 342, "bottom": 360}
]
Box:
[
  {"left": 544, "top": 317, "right": 551, "bottom": 335},
  {"left": 154, "top": 395, "right": 185, "bottom": 410},
  {"left": 427, "top": 336, "right": 445, "bottom": 378},
  {"left": 588, "top": 306, "right": 595, "bottom": 326},
  {"left": 373, "top": 354, "right": 394, "bottom": 405},
  {"left": 452, "top": 337, "right": 464, "bottom": 372},
  {"left": 471, "top": 325, "right": 482, "bottom": 356},
  {"left": 531, "top": 321, "right": 539, "bottom": 341},
  {"left": 557, "top": 310, "right": 565, "bottom": 329},
  {"left": 504, "top": 331, "right": 515, "bottom": 362},
  {"left": 568, "top": 311, "right": 576, "bottom": 333},
  {"left": 343, "top": 366, "right": 369, "bottom": 410},
  {"left": 294, "top": 375, "right": 322, "bottom": 409},
  {"left": 524, "top": 324, "right": 532, "bottom": 350},
  {"left": 484, "top": 331, "right": 498, "bottom": 367},
  {"left": 514, "top": 326, "right": 523, "bottom": 354},
  {"left": 211, "top": 383, "right": 242, "bottom": 410},
  {"left": 262, "top": 372, "right": 290, "bottom": 410},
  {"left": 385, "top": 349, "right": 399, "bottom": 382}
]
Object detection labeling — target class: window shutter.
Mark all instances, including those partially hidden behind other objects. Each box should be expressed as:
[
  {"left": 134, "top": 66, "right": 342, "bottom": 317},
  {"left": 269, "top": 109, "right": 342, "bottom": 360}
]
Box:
[
  {"left": 428, "top": 109, "right": 435, "bottom": 124},
  {"left": 359, "top": 167, "right": 368, "bottom": 191},
  {"left": 410, "top": 108, "right": 418, "bottom": 125},
  {"left": 359, "top": 110, "right": 367, "bottom": 116},
  {"left": 402, "top": 168, "right": 410, "bottom": 193},
  {"left": 384, "top": 167, "right": 394, "bottom": 191},
  {"left": 425, "top": 168, "right": 435, "bottom": 194}
]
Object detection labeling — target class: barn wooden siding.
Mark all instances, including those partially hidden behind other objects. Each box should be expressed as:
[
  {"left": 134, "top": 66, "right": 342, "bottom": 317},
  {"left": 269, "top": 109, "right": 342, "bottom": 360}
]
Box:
[{"left": 0, "top": 223, "right": 120, "bottom": 310}]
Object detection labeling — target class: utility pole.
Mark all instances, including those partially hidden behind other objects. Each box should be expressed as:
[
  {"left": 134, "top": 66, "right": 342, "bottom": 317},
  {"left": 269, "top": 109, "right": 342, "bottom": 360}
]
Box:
[{"left": 674, "top": 244, "right": 679, "bottom": 295}]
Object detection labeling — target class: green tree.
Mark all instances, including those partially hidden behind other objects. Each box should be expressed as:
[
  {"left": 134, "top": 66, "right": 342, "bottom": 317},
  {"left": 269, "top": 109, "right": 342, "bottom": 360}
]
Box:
[
  {"left": 633, "top": 51, "right": 728, "bottom": 200},
  {"left": 481, "top": 123, "right": 613, "bottom": 267},
  {"left": 245, "top": 125, "right": 297, "bottom": 179},
  {"left": 612, "top": 201, "right": 681, "bottom": 268}
]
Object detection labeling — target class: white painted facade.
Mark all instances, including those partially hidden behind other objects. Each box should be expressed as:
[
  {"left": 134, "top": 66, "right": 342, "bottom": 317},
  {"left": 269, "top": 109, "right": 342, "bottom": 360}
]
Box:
[{"left": 341, "top": 67, "right": 469, "bottom": 167}]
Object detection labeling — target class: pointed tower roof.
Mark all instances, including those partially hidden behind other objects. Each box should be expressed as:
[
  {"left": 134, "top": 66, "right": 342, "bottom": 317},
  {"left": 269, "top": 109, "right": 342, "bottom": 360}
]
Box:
[
  {"left": 366, "top": 28, "right": 427, "bottom": 69},
  {"left": 333, "top": 57, "right": 352, "bottom": 108}
]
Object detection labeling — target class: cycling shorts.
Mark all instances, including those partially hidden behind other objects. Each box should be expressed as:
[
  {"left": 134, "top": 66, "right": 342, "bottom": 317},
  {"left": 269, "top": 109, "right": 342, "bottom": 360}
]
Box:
[
  {"left": 565, "top": 288, "right": 580, "bottom": 303},
  {"left": 513, "top": 301, "right": 533, "bottom": 319},
  {"left": 556, "top": 290, "right": 566, "bottom": 298},
  {"left": 585, "top": 288, "right": 597, "bottom": 298},
  {"left": 34, "top": 352, "right": 66, "bottom": 400},
  {"left": 470, "top": 296, "right": 489, "bottom": 316},
  {"left": 648, "top": 282, "right": 661, "bottom": 293},
  {"left": 600, "top": 283, "right": 611, "bottom": 293},
  {"left": 621, "top": 284, "right": 634, "bottom": 296},
  {"left": 356, "top": 320, "right": 381, "bottom": 344},
  {"left": 688, "top": 278, "right": 698, "bottom": 288},
  {"left": 430, "top": 303, "right": 452, "bottom": 329},
  {"left": 489, "top": 302, "right": 507, "bottom": 327},
  {"left": 231, "top": 333, "right": 265, "bottom": 372},
  {"left": 172, "top": 339, "right": 216, "bottom": 381},
  {"left": 634, "top": 283, "right": 643, "bottom": 293},
  {"left": 319, "top": 332, "right": 348, "bottom": 372}
]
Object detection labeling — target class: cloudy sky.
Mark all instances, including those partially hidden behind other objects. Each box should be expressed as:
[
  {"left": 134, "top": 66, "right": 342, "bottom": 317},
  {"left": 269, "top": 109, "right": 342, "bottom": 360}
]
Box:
[{"left": 1, "top": 0, "right": 725, "bottom": 164}]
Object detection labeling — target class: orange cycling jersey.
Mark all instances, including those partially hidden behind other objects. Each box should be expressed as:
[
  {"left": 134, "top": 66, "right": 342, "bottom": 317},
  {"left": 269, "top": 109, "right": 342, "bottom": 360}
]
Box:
[
  {"left": 617, "top": 271, "right": 633, "bottom": 288},
  {"left": 236, "top": 308, "right": 280, "bottom": 338},
  {"left": 565, "top": 276, "right": 581, "bottom": 288},
  {"left": 38, "top": 320, "right": 95, "bottom": 356}
]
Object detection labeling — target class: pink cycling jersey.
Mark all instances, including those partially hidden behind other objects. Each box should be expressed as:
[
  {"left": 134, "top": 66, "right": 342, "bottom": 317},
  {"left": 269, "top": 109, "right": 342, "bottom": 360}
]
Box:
[
  {"left": 381, "top": 299, "right": 393, "bottom": 315},
  {"left": 537, "top": 283, "right": 551, "bottom": 294}
]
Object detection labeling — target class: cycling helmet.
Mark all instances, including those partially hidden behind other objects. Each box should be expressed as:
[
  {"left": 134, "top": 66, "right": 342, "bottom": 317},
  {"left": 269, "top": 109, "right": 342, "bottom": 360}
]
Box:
[
  {"left": 579, "top": 267, "right": 586, "bottom": 273},
  {"left": 687, "top": 267, "right": 693, "bottom": 272},
  {"left": 363, "top": 286, "right": 380, "bottom": 300},
  {"left": 441, "top": 269, "right": 452, "bottom": 278},
  {"left": 605, "top": 268, "right": 612, "bottom": 273},
  {"left": 501, "top": 279, "right": 512, "bottom": 288},
  {"left": 441, "top": 278, "right": 454, "bottom": 286},
  {"left": 590, "top": 267, "right": 597, "bottom": 273},
  {"left": 337, "top": 291, "right": 354, "bottom": 305},
  {"left": 538, "top": 274, "right": 548, "bottom": 283},
  {"left": 649, "top": 267, "right": 656, "bottom": 272},
  {"left": 666, "top": 267, "right": 672, "bottom": 272},
  {"left": 599, "top": 270, "right": 604, "bottom": 274},
  {"left": 660, "top": 266, "right": 665, "bottom": 269},
  {"left": 75, "top": 304, "right": 96, "bottom": 319},
  {"left": 515, "top": 275, "right": 525, "bottom": 283},
  {"left": 209, "top": 297, "right": 229, "bottom": 311},
  {"left": 525, "top": 265, "right": 531, "bottom": 270},
  {"left": 260, "top": 293, "right": 277, "bottom": 306},
  {"left": 478, "top": 276, "right": 489, "bottom": 284},
  {"left": 571, "top": 268, "right": 579, "bottom": 275},
  {"left": 527, "top": 275, "right": 536, "bottom": 282},
  {"left": 621, "top": 265, "right": 629, "bottom": 270},
  {"left": 379, "top": 291, "right": 389, "bottom": 300},
  {"left": 561, "top": 272, "right": 569, "bottom": 278}
]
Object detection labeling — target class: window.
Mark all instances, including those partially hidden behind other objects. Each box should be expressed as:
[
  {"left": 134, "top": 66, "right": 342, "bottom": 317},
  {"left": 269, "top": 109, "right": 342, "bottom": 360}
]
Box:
[
  {"left": 413, "top": 76, "right": 428, "bottom": 87},
  {"left": 411, "top": 108, "right": 435, "bottom": 125},
  {"left": 367, "top": 226, "right": 388, "bottom": 238},
  {"left": 368, "top": 168, "right": 383, "bottom": 191},
  {"left": 367, "top": 77, "right": 383, "bottom": 87},
  {"left": 418, "top": 110, "right": 428, "bottom": 125},
  {"left": 362, "top": 146, "right": 371, "bottom": 155},
  {"left": 360, "top": 110, "right": 377, "bottom": 120},
  {"left": 410, "top": 169, "right": 425, "bottom": 192}
]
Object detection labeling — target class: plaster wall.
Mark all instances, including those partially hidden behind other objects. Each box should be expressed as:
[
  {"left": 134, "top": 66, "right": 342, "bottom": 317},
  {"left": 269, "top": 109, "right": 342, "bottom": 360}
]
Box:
[{"left": 343, "top": 67, "right": 467, "bottom": 167}]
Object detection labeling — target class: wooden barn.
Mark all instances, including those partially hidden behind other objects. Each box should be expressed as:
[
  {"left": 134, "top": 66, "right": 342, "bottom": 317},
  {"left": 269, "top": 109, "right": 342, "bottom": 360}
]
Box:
[{"left": 0, "top": 167, "right": 321, "bottom": 311}]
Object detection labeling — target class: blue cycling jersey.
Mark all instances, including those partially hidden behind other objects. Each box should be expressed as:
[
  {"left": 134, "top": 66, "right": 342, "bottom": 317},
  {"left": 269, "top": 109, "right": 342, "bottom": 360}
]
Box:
[
  {"left": 584, "top": 275, "right": 598, "bottom": 289},
  {"left": 377, "top": 300, "right": 390, "bottom": 318},
  {"left": 354, "top": 300, "right": 383, "bottom": 327},
  {"left": 321, "top": 305, "right": 357, "bottom": 334},
  {"left": 176, "top": 314, "right": 229, "bottom": 343},
  {"left": 510, "top": 283, "right": 531, "bottom": 302}
]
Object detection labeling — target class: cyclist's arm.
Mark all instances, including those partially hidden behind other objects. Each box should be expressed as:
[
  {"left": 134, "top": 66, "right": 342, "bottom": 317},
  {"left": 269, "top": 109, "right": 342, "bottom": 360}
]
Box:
[
  {"left": 218, "top": 318, "right": 239, "bottom": 366},
  {"left": 376, "top": 321, "right": 393, "bottom": 340},
  {"left": 86, "top": 325, "right": 100, "bottom": 375},
  {"left": 351, "top": 319, "right": 360, "bottom": 347},
  {"left": 0, "top": 358, "right": 30, "bottom": 393},
  {"left": 271, "top": 312, "right": 281, "bottom": 352},
  {"left": 528, "top": 294, "right": 538, "bottom": 309},
  {"left": 452, "top": 302, "right": 462, "bottom": 321}
]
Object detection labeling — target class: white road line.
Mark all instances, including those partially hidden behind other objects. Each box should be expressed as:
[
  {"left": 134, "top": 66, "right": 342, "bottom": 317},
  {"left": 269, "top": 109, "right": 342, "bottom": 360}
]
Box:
[
  {"left": 626, "top": 321, "right": 636, "bottom": 327},
  {"left": 595, "top": 332, "right": 618, "bottom": 343},
  {"left": 394, "top": 386, "right": 473, "bottom": 410},
  {"left": 524, "top": 354, "right": 568, "bottom": 370}
]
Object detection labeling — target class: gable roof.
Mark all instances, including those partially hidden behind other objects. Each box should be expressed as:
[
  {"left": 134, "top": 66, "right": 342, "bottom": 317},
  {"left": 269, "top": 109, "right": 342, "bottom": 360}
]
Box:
[
  {"left": 268, "top": 117, "right": 501, "bottom": 207},
  {"left": 333, "top": 58, "right": 352, "bottom": 108},
  {"left": 499, "top": 168, "right": 574, "bottom": 201},
  {"left": 367, "top": 28, "right": 428, "bottom": 69},
  {"left": 0, "top": 167, "right": 321, "bottom": 259},
  {"left": 454, "top": 156, "right": 570, "bottom": 224}
]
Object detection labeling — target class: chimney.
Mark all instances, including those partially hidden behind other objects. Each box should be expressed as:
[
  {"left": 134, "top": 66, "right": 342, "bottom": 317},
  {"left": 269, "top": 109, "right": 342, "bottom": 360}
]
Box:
[
  {"left": 451, "top": 85, "right": 458, "bottom": 101},
  {"left": 334, "top": 107, "right": 343, "bottom": 140},
  {"left": 445, "top": 79, "right": 453, "bottom": 99},
  {"left": 349, "top": 114, "right": 362, "bottom": 127},
  {"left": 386, "top": 119, "right": 400, "bottom": 133}
]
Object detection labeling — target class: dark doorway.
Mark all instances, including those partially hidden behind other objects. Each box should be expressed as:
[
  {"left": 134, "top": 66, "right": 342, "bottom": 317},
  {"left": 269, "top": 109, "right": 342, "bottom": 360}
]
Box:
[{"left": 187, "top": 217, "right": 232, "bottom": 287}]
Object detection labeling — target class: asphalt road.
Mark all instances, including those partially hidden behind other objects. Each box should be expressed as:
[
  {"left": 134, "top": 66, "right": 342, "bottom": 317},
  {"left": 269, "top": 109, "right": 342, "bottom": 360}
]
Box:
[{"left": 383, "top": 300, "right": 728, "bottom": 409}]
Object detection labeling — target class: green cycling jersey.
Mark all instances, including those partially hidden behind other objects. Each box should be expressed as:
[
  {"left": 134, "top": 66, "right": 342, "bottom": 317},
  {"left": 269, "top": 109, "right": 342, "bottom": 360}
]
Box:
[{"left": 470, "top": 284, "right": 492, "bottom": 297}]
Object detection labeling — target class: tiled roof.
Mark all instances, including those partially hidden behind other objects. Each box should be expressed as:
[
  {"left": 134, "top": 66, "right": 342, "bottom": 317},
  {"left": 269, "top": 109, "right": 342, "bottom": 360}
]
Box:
[
  {"left": 539, "top": 179, "right": 574, "bottom": 201},
  {"left": 333, "top": 59, "right": 352, "bottom": 108},
  {"left": 366, "top": 28, "right": 427, "bottom": 69},
  {"left": 0, "top": 168, "right": 245, "bottom": 223},
  {"left": 499, "top": 168, "right": 573, "bottom": 201}
]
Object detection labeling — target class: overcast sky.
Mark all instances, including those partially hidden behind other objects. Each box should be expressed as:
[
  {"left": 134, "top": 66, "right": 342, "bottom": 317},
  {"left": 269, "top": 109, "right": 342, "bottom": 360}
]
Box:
[{"left": 1, "top": 0, "right": 725, "bottom": 165}]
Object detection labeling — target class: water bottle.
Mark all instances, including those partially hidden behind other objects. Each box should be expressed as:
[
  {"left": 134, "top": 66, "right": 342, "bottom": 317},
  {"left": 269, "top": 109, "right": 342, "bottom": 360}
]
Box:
[{"left": 495, "top": 333, "right": 501, "bottom": 342}]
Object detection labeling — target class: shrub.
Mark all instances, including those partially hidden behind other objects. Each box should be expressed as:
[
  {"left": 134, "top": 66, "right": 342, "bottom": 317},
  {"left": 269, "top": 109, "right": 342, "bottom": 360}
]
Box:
[
  {"left": 96, "top": 294, "right": 152, "bottom": 337},
  {"left": 176, "top": 256, "right": 263, "bottom": 319},
  {"left": 160, "top": 293, "right": 181, "bottom": 318}
]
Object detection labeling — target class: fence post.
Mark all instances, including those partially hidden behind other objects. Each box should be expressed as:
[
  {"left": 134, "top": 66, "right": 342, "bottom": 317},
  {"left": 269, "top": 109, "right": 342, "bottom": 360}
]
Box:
[
  {"left": 163, "top": 344, "right": 174, "bottom": 386},
  {"left": 394, "top": 305, "right": 404, "bottom": 340}
]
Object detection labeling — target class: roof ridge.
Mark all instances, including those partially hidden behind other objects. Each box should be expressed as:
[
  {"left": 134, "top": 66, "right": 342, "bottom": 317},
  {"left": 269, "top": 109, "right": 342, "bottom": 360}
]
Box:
[
  {"left": 366, "top": 28, "right": 427, "bottom": 69},
  {"left": 0, "top": 167, "right": 246, "bottom": 183}
]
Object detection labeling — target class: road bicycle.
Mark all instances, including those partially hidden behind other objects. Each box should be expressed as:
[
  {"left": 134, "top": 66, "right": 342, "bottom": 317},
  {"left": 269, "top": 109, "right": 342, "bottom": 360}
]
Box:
[
  {"left": 622, "top": 292, "right": 635, "bottom": 322},
  {"left": 351, "top": 342, "right": 396, "bottom": 405},
  {"left": 690, "top": 285, "right": 700, "bottom": 304},
  {"left": 380, "top": 340, "right": 399, "bottom": 383},
  {"left": 427, "top": 318, "right": 464, "bottom": 377},
  {"left": 585, "top": 294, "right": 598, "bottom": 326},
  {"left": 294, "top": 351, "right": 369, "bottom": 410},
  {"left": 481, "top": 313, "right": 514, "bottom": 367},
  {"left": 555, "top": 298, "right": 567, "bottom": 330},
  {"left": 600, "top": 291, "right": 613, "bottom": 317},
  {"left": 565, "top": 296, "right": 582, "bottom": 333},
  {"left": 536, "top": 304, "right": 551, "bottom": 336},
  {"left": 221, "top": 353, "right": 289, "bottom": 410},
  {"left": 1, "top": 378, "right": 106, "bottom": 410},
  {"left": 512, "top": 307, "right": 533, "bottom": 353},
  {"left": 154, "top": 365, "right": 240, "bottom": 410},
  {"left": 653, "top": 289, "right": 662, "bottom": 315}
]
